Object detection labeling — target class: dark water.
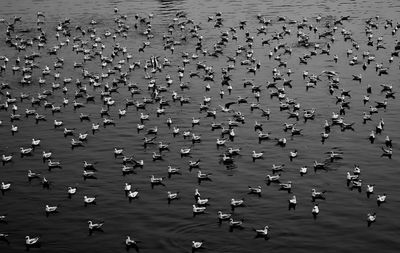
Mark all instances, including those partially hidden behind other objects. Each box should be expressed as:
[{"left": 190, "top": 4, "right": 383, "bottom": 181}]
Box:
[{"left": 0, "top": 0, "right": 399, "bottom": 252}]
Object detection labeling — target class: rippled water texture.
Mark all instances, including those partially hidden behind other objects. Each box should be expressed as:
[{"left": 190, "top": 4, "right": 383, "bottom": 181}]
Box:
[{"left": 0, "top": 0, "right": 400, "bottom": 252}]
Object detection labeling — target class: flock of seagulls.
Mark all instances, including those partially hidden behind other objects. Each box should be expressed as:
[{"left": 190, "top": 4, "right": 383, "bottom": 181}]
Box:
[{"left": 0, "top": 4, "right": 398, "bottom": 252}]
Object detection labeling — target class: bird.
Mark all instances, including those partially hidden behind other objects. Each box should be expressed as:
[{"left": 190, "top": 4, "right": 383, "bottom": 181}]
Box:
[
  {"left": 252, "top": 150, "right": 264, "bottom": 162},
  {"left": 192, "top": 240, "right": 204, "bottom": 251},
  {"left": 196, "top": 195, "right": 209, "bottom": 206},
  {"left": 67, "top": 186, "right": 77, "bottom": 198},
  {"left": 1, "top": 154, "right": 13, "bottom": 165},
  {"left": 193, "top": 204, "right": 206, "bottom": 215},
  {"left": 217, "top": 211, "right": 232, "bottom": 221},
  {"left": 265, "top": 174, "right": 280, "bottom": 183},
  {"left": 197, "top": 170, "right": 212, "bottom": 181},
  {"left": 279, "top": 181, "right": 292, "bottom": 193},
  {"left": 125, "top": 235, "right": 139, "bottom": 249},
  {"left": 167, "top": 191, "right": 179, "bottom": 203},
  {"left": 311, "top": 188, "right": 326, "bottom": 201},
  {"left": 25, "top": 235, "right": 40, "bottom": 246},
  {"left": 45, "top": 204, "right": 59, "bottom": 216},
  {"left": 229, "top": 217, "right": 244, "bottom": 228},
  {"left": 128, "top": 190, "right": 139, "bottom": 200},
  {"left": 27, "top": 170, "right": 41, "bottom": 181},
  {"left": 381, "top": 147, "right": 392, "bottom": 159},
  {"left": 254, "top": 225, "right": 269, "bottom": 237},
  {"left": 377, "top": 194, "right": 386, "bottom": 206},
  {"left": 289, "top": 195, "right": 297, "bottom": 210},
  {"left": 299, "top": 166, "right": 308, "bottom": 176},
  {"left": 248, "top": 186, "right": 262, "bottom": 196},
  {"left": 230, "top": 198, "right": 244, "bottom": 210},
  {"left": 367, "top": 213, "right": 376, "bottom": 226},
  {"left": 88, "top": 220, "right": 104, "bottom": 231},
  {"left": 289, "top": 150, "right": 298, "bottom": 161},
  {"left": 150, "top": 175, "right": 165, "bottom": 186},
  {"left": 312, "top": 203, "right": 319, "bottom": 219},
  {"left": 84, "top": 195, "right": 96, "bottom": 206},
  {"left": 366, "top": 184, "right": 375, "bottom": 198}
]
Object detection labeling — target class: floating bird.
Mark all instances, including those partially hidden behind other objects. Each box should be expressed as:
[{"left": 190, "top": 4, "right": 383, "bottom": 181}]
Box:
[
  {"left": 266, "top": 174, "right": 280, "bottom": 183},
  {"left": 377, "top": 194, "right": 386, "bottom": 206},
  {"left": 289, "top": 150, "right": 298, "bottom": 161},
  {"left": 279, "top": 181, "right": 292, "bottom": 193},
  {"left": 366, "top": 184, "right": 374, "bottom": 198},
  {"left": 367, "top": 213, "right": 376, "bottom": 227},
  {"left": 25, "top": 235, "right": 40, "bottom": 247},
  {"left": 1, "top": 182, "right": 11, "bottom": 194},
  {"left": 167, "top": 191, "right": 179, "bottom": 203},
  {"left": 289, "top": 195, "right": 297, "bottom": 210},
  {"left": 1, "top": 154, "right": 13, "bottom": 165},
  {"left": 192, "top": 240, "right": 204, "bottom": 252},
  {"left": 252, "top": 150, "right": 264, "bottom": 162},
  {"left": 229, "top": 217, "right": 244, "bottom": 228},
  {"left": 193, "top": 204, "right": 206, "bottom": 215},
  {"left": 254, "top": 225, "right": 269, "bottom": 237},
  {"left": 88, "top": 220, "right": 104, "bottom": 231},
  {"left": 217, "top": 211, "right": 232, "bottom": 222},
  {"left": 45, "top": 204, "right": 59, "bottom": 216},
  {"left": 381, "top": 147, "right": 392, "bottom": 159},
  {"left": 125, "top": 235, "right": 139, "bottom": 250},
  {"left": 67, "top": 186, "right": 77, "bottom": 198},
  {"left": 312, "top": 203, "right": 319, "bottom": 219},
  {"left": 84, "top": 195, "right": 96, "bottom": 206},
  {"left": 230, "top": 198, "right": 244, "bottom": 210},
  {"left": 128, "top": 190, "right": 139, "bottom": 201},
  {"left": 311, "top": 188, "right": 326, "bottom": 202},
  {"left": 299, "top": 166, "right": 308, "bottom": 176},
  {"left": 248, "top": 186, "right": 262, "bottom": 196}
]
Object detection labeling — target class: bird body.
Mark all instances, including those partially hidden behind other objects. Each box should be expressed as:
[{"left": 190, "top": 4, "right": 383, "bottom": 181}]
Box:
[{"left": 25, "top": 236, "right": 40, "bottom": 245}]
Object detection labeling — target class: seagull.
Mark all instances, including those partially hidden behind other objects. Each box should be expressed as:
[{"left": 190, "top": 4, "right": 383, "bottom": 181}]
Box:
[
  {"left": 125, "top": 235, "right": 138, "bottom": 249},
  {"left": 248, "top": 186, "right": 262, "bottom": 196},
  {"left": 230, "top": 198, "right": 244, "bottom": 209},
  {"left": 197, "top": 170, "right": 211, "bottom": 181},
  {"left": 114, "top": 147, "right": 124, "bottom": 157},
  {"left": 279, "top": 181, "right": 292, "bottom": 193},
  {"left": 312, "top": 203, "right": 319, "bottom": 218},
  {"left": 311, "top": 188, "right": 326, "bottom": 201},
  {"left": 229, "top": 217, "right": 244, "bottom": 227},
  {"left": 366, "top": 184, "right": 374, "bottom": 198},
  {"left": 289, "top": 195, "right": 297, "bottom": 210},
  {"left": 217, "top": 211, "right": 232, "bottom": 221},
  {"left": 289, "top": 150, "right": 298, "bottom": 161},
  {"left": 25, "top": 235, "right": 40, "bottom": 246},
  {"left": 1, "top": 182, "right": 11, "bottom": 194},
  {"left": 2, "top": 154, "right": 13, "bottom": 165},
  {"left": 254, "top": 225, "right": 269, "bottom": 236},
  {"left": 150, "top": 175, "right": 164, "bottom": 184},
  {"left": 167, "top": 191, "right": 179, "bottom": 203},
  {"left": 27, "top": 170, "right": 41, "bottom": 180},
  {"left": 252, "top": 150, "right": 264, "bottom": 162},
  {"left": 377, "top": 194, "right": 386, "bottom": 206},
  {"left": 381, "top": 147, "right": 392, "bottom": 159},
  {"left": 128, "top": 190, "right": 139, "bottom": 200},
  {"left": 84, "top": 195, "right": 96, "bottom": 206},
  {"left": 367, "top": 212, "right": 376, "bottom": 226},
  {"left": 45, "top": 204, "right": 59, "bottom": 216},
  {"left": 265, "top": 174, "right": 280, "bottom": 183},
  {"left": 193, "top": 204, "right": 206, "bottom": 214},
  {"left": 88, "top": 220, "right": 104, "bottom": 230},
  {"left": 67, "top": 187, "right": 77, "bottom": 197},
  {"left": 192, "top": 240, "right": 204, "bottom": 251},
  {"left": 299, "top": 166, "right": 308, "bottom": 176}
]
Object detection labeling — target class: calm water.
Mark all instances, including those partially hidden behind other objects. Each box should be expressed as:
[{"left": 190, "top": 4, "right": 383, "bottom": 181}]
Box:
[{"left": 0, "top": 0, "right": 399, "bottom": 252}]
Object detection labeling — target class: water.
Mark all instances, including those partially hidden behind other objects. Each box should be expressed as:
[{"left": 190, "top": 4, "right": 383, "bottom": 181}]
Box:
[{"left": 0, "top": 0, "right": 399, "bottom": 252}]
